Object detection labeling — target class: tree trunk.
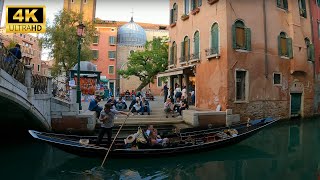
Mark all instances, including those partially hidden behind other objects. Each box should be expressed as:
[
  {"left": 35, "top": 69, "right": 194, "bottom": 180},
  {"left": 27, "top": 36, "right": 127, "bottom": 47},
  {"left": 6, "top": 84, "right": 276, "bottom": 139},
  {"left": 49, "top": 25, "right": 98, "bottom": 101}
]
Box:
[{"left": 136, "top": 81, "right": 149, "bottom": 91}]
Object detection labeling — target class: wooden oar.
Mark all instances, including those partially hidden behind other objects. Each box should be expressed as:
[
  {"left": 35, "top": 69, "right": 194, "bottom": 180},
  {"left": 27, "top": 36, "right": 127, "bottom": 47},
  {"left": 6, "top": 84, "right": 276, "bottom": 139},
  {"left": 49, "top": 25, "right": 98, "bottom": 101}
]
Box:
[{"left": 100, "top": 114, "right": 130, "bottom": 167}]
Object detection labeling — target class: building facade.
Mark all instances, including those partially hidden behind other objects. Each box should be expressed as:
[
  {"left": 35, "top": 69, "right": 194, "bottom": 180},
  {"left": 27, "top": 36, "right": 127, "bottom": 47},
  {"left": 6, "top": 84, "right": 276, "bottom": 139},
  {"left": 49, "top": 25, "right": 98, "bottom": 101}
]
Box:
[
  {"left": 63, "top": 0, "right": 97, "bottom": 22},
  {"left": 161, "top": 0, "right": 315, "bottom": 120},
  {"left": 311, "top": 0, "right": 320, "bottom": 112},
  {"left": 0, "top": 29, "right": 43, "bottom": 75}
]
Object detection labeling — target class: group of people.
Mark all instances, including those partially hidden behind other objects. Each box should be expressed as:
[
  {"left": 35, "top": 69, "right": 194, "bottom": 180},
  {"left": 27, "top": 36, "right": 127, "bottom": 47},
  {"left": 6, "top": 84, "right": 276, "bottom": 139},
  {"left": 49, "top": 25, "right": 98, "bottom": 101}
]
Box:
[
  {"left": 145, "top": 125, "right": 169, "bottom": 147},
  {"left": 128, "top": 96, "right": 151, "bottom": 115}
]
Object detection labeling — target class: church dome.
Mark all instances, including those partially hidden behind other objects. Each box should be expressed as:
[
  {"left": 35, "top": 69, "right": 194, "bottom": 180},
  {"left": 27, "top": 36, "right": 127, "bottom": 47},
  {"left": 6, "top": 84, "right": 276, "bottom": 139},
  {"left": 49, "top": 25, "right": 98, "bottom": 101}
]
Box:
[
  {"left": 72, "top": 61, "right": 97, "bottom": 71},
  {"left": 117, "top": 17, "right": 147, "bottom": 47}
]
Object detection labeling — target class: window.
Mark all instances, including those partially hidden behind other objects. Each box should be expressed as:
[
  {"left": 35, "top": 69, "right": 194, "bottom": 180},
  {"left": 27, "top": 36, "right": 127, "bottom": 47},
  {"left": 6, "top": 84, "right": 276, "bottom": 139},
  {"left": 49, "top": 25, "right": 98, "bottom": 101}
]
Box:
[
  {"left": 92, "top": 50, "right": 99, "bottom": 59},
  {"left": 71, "top": 0, "right": 74, "bottom": 3},
  {"left": 180, "top": 36, "right": 190, "bottom": 63},
  {"left": 84, "top": 0, "right": 87, "bottom": 3},
  {"left": 191, "top": 0, "right": 202, "bottom": 10},
  {"left": 236, "top": 71, "right": 247, "bottom": 101},
  {"left": 298, "top": 0, "right": 307, "bottom": 18},
  {"left": 273, "top": 73, "right": 281, "bottom": 85},
  {"left": 305, "top": 38, "right": 314, "bottom": 61},
  {"left": 193, "top": 31, "right": 200, "bottom": 59},
  {"left": 232, "top": 20, "right": 251, "bottom": 51},
  {"left": 277, "top": 0, "right": 288, "bottom": 10},
  {"left": 278, "top": 32, "right": 293, "bottom": 58},
  {"left": 108, "top": 51, "right": 116, "bottom": 59},
  {"left": 157, "top": 77, "right": 163, "bottom": 87},
  {"left": 209, "top": 23, "right": 219, "bottom": 55},
  {"left": 93, "top": 36, "right": 99, "bottom": 44},
  {"left": 318, "top": 21, "right": 320, "bottom": 39},
  {"left": 184, "top": 0, "right": 190, "bottom": 15},
  {"left": 109, "top": 36, "right": 116, "bottom": 45},
  {"left": 108, "top": 66, "right": 114, "bottom": 74},
  {"left": 170, "top": 3, "right": 179, "bottom": 24},
  {"left": 318, "top": 0, "right": 320, "bottom": 7},
  {"left": 37, "top": 65, "right": 40, "bottom": 72},
  {"left": 170, "top": 41, "right": 177, "bottom": 65}
]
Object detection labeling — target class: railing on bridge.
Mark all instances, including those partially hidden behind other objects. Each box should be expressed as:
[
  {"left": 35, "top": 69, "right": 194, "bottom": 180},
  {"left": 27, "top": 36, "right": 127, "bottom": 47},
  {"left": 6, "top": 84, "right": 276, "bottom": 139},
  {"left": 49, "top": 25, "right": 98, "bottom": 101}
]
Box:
[{"left": 0, "top": 42, "right": 49, "bottom": 94}]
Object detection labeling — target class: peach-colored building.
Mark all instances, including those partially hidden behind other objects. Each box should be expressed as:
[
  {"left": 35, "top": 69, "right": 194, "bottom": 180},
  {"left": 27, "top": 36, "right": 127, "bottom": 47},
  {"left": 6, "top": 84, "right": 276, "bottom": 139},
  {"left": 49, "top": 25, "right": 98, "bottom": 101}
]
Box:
[
  {"left": 160, "top": 0, "right": 315, "bottom": 120},
  {"left": 0, "top": 28, "right": 43, "bottom": 75}
]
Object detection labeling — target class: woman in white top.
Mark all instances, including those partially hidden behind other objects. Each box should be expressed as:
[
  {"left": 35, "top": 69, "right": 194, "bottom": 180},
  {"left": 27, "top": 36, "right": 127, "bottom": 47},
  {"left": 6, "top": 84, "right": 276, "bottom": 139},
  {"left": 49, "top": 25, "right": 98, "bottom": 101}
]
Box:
[{"left": 181, "top": 86, "right": 188, "bottom": 100}]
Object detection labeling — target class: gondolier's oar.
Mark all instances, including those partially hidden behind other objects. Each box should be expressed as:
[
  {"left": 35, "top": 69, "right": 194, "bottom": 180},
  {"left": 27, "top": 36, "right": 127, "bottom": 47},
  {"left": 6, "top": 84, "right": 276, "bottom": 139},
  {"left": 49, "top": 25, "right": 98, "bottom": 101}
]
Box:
[{"left": 100, "top": 113, "right": 130, "bottom": 167}]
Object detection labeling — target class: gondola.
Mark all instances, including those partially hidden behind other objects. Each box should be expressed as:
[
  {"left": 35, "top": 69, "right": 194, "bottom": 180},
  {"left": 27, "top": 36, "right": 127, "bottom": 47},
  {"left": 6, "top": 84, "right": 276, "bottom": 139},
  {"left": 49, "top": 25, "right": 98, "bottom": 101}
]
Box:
[{"left": 28, "top": 117, "right": 278, "bottom": 158}]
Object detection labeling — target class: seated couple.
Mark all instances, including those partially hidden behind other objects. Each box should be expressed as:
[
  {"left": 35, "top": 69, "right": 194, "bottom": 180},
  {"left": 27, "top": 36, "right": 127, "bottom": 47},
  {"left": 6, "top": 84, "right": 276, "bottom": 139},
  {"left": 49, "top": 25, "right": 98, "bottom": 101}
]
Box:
[
  {"left": 145, "top": 125, "right": 169, "bottom": 147},
  {"left": 164, "top": 98, "right": 188, "bottom": 118},
  {"left": 107, "top": 96, "right": 127, "bottom": 111},
  {"left": 129, "top": 97, "right": 151, "bottom": 115}
]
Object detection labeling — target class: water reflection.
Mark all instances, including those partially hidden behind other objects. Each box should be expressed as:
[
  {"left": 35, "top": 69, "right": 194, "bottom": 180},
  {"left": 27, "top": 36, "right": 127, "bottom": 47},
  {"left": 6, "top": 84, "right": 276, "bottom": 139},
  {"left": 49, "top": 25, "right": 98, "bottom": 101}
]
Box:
[{"left": 1, "top": 119, "right": 320, "bottom": 180}]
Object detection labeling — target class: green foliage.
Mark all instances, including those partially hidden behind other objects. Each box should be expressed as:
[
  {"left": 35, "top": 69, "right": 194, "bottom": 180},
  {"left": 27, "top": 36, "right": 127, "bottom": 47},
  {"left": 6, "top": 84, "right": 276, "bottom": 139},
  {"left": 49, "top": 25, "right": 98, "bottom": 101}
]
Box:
[
  {"left": 7, "top": 40, "right": 18, "bottom": 49},
  {"left": 42, "top": 10, "right": 97, "bottom": 77},
  {"left": 118, "top": 37, "right": 168, "bottom": 91}
]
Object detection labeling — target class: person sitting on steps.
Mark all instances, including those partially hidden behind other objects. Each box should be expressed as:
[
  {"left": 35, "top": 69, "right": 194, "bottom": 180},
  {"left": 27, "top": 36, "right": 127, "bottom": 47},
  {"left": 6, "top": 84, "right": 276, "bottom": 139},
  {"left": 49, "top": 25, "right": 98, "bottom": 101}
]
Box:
[
  {"left": 140, "top": 97, "right": 151, "bottom": 115},
  {"left": 164, "top": 98, "right": 174, "bottom": 118},
  {"left": 129, "top": 97, "right": 141, "bottom": 115},
  {"left": 88, "top": 96, "right": 103, "bottom": 118}
]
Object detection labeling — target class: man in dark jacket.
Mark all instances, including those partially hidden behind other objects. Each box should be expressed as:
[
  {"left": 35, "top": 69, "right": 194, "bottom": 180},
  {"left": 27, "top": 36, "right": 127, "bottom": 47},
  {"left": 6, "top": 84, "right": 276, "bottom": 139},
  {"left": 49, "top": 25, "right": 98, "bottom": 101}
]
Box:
[{"left": 6, "top": 44, "right": 22, "bottom": 76}]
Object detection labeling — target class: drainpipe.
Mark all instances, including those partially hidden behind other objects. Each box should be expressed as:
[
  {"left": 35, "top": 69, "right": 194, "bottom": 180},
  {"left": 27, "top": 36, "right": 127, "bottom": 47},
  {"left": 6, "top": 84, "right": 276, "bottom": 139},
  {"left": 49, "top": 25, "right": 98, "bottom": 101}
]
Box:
[{"left": 263, "top": 0, "right": 268, "bottom": 79}]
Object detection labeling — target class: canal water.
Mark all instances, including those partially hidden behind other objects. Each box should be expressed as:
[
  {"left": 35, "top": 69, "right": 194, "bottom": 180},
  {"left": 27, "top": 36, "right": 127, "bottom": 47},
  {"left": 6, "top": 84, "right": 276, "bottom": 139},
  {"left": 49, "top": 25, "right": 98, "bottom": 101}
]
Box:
[{"left": 1, "top": 118, "right": 320, "bottom": 180}]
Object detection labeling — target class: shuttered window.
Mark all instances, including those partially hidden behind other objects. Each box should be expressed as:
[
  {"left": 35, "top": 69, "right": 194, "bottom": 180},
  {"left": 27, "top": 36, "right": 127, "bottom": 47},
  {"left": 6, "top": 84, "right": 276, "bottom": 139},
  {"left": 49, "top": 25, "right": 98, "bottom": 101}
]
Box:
[
  {"left": 232, "top": 20, "right": 251, "bottom": 51},
  {"left": 173, "top": 3, "right": 178, "bottom": 22},
  {"left": 93, "top": 36, "right": 99, "bottom": 44},
  {"left": 305, "top": 38, "right": 314, "bottom": 62},
  {"left": 211, "top": 23, "right": 219, "bottom": 54},
  {"left": 92, "top": 50, "right": 99, "bottom": 59},
  {"left": 278, "top": 32, "right": 293, "bottom": 58},
  {"left": 277, "top": 0, "right": 288, "bottom": 10},
  {"left": 109, "top": 36, "right": 116, "bottom": 45},
  {"left": 184, "top": 36, "right": 190, "bottom": 61},
  {"left": 184, "top": 0, "right": 190, "bottom": 15},
  {"left": 194, "top": 31, "right": 200, "bottom": 59},
  {"left": 108, "top": 51, "right": 116, "bottom": 59},
  {"left": 191, "top": 0, "right": 202, "bottom": 10},
  {"left": 318, "top": 0, "right": 320, "bottom": 7},
  {"left": 298, "top": 0, "right": 307, "bottom": 18},
  {"left": 108, "top": 66, "right": 114, "bottom": 74}
]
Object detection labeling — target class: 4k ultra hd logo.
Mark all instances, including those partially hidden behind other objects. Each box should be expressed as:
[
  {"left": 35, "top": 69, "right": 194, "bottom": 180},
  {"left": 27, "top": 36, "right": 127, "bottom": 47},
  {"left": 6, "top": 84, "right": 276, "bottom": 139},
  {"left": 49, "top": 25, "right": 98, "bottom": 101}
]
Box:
[{"left": 6, "top": 6, "right": 46, "bottom": 33}]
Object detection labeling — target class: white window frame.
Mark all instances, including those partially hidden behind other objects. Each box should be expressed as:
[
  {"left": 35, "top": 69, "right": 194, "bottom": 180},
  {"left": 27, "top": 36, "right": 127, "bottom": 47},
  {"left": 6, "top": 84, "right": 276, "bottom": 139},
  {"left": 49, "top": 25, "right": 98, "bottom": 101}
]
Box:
[
  {"left": 108, "top": 65, "right": 115, "bottom": 74},
  {"left": 92, "top": 49, "right": 99, "bottom": 59},
  {"left": 234, "top": 69, "right": 249, "bottom": 103},
  {"left": 109, "top": 51, "right": 116, "bottom": 60},
  {"left": 273, "top": 72, "right": 282, "bottom": 86}
]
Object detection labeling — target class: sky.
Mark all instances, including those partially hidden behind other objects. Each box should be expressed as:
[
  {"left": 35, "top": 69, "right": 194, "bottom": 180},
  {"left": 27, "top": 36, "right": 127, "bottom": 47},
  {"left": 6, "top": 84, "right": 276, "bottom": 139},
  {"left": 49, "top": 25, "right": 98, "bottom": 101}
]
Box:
[{"left": 1, "top": 0, "right": 169, "bottom": 60}]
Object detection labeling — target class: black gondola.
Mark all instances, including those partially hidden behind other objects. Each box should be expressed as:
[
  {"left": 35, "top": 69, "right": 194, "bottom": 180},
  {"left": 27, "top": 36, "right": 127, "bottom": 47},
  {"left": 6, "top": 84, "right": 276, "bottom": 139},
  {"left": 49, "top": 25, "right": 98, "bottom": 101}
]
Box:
[{"left": 28, "top": 117, "right": 278, "bottom": 158}]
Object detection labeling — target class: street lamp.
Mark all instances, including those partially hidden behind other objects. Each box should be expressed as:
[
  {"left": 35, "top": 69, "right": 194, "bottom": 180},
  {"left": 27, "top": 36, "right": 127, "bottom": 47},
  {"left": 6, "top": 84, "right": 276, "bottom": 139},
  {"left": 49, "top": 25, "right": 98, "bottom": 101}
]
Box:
[{"left": 76, "top": 22, "right": 85, "bottom": 110}]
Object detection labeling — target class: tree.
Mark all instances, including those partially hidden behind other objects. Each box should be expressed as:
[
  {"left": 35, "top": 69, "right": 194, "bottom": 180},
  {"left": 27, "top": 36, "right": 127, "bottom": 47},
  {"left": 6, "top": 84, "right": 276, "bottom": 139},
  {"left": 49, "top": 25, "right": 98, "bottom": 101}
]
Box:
[
  {"left": 6, "top": 40, "right": 18, "bottom": 49},
  {"left": 42, "top": 10, "right": 97, "bottom": 77},
  {"left": 118, "top": 37, "right": 169, "bottom": 91}
]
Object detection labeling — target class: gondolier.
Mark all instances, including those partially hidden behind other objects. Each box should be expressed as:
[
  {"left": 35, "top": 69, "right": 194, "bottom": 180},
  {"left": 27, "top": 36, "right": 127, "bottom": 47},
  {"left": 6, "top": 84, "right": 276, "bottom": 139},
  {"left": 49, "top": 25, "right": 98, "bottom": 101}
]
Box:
[{"left": 96, "top": 103, "right": 129, "bottom": 147}]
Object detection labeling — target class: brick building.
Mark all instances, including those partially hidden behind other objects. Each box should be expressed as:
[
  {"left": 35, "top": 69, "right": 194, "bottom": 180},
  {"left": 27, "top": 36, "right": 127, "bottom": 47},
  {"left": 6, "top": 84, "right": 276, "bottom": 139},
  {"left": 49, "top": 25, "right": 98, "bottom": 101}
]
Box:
[{"left": 159, "top": 0, "right": 315, "bottom": 120}]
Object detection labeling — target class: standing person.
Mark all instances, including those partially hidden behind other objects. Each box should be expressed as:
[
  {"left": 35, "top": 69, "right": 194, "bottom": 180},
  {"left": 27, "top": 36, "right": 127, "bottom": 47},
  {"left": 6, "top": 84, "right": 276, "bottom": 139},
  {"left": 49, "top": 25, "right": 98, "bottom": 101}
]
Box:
[
  {"left": 6, "top": 44, "right": 22, "bottom": 76},
  {"left": 88, "top": 96, "right": 103, "bottom": 118},
  {"left": 174, "top": 84, "right": 182, "bottom": 102},
  {"left": 162, "top": 82, "right": 169, "bottom": 103},
  {"left": 96, "top": 103, "right": 129, "bottom": 147}
]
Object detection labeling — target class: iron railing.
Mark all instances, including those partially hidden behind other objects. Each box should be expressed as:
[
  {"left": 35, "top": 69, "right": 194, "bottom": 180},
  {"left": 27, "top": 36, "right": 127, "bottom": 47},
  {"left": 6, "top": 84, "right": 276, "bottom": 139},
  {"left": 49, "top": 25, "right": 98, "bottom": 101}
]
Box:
[{"left": 32, "top": 74, "right": 48, "bottom": 94}]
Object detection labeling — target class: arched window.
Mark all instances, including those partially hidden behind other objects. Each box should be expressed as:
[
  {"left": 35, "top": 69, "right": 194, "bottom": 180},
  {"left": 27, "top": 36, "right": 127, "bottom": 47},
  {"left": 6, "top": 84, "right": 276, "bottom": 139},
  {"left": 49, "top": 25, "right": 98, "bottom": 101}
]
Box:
[
  {"left": 193, "top": 31, "right": 200, "bottom": 59},
  {"left": 232, "top": 20, "right": 251, "bottom": 51},
  {"left": 298, "top": 0, "right": 307, "bottom": 18},
  {"left": 278, "top": 32, "right": 293, "bottom": 58},
  {"left": 210, "top": 23, "right": 219, "bottom": 54},
  {"left": 180, "top": 36, "right": 190, "bottom": 63},
  {"left": 277, "top": 0, "right": 288, "bottom": 10},
  {"left": 305, "top": 38, "right": 314, "bottom": 61},
  {"left": 170, "top": 42, "right": 177, "bottom": 65}
]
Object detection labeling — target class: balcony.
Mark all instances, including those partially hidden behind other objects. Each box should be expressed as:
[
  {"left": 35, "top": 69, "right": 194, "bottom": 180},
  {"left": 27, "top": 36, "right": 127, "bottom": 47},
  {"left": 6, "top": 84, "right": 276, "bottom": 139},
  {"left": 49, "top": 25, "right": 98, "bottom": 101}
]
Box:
[
  {"left": 205, "top": 48, "right": 220, "bottom": 59},
  {"left": 189, "top": 52, "right": 200, "bottom": 63}
]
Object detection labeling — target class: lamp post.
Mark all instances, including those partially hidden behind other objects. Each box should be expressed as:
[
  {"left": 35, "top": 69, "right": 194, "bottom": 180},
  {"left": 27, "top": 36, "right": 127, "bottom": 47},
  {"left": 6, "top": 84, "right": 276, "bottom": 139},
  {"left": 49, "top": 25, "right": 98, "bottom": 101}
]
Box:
[{"left": 76, "top": 22, "right": 85, "bottom": 110}]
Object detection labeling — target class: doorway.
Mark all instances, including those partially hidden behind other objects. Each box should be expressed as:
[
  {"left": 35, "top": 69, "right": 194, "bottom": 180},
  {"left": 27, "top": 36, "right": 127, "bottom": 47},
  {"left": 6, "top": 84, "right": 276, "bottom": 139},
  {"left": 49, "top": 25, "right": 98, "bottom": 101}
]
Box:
[
  {"left": 109, "top": 82, "right": 115, "bottom": 96},
  {"left": 290, "top": 93, "right": 302, "bottom": 117}
]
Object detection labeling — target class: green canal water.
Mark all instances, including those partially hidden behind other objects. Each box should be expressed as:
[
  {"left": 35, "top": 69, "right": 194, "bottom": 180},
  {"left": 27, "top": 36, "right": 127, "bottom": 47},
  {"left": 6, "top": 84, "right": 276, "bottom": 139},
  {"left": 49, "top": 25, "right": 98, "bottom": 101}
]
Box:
[{"left": 1, "top": 118, "right": 320, "bottom": 180}]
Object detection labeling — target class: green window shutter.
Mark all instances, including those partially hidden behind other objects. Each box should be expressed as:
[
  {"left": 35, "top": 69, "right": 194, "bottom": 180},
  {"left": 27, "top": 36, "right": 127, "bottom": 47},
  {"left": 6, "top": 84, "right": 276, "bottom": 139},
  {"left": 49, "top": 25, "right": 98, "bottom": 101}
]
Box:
[
  {"left": 212, "top": 24, "right": 219, "bottom": 54},
  {"left": 283, "top": 0, "right": 288, "bottom": 10},
  {"left": 276, "top": 0, "right": 281, "bottom": 7},
  {"left": 174, "top": 5, "right": 178, "bottom": 22},
  {"left": 318, "top": 0, "right": 320, "bottom": 7},
  {"left": 198, "top": 0, "right": 202, "bottom": 7},
  {"left": 287, "top": 38, "right": 293, "bottom": 58},
  {"left": 181, "top": 41, "right": 185, "bottom": 61},
  {"left": 188, "top": 38, "right": 190, "bottom": 61},
  {"left": 191, "top": 0, "right": 196, "bottom": 10},
  {"left": 232, "top": 24, "right": 237, "bottom": 49},
  {"left": 310, "top": 44, "right": 315, "bottom": 61},
  {"left": 194, "top": 33, "right": 199, "bottom": 54},
  {"left": 302, "top": 0, "right": 306, "bottom": 18},
  {"left": 170, "top": 9, "right": 173, "bottom": 24},
  {"left": 109, "top": 36, "right": 112, "bottom": 44},
  {"left": 245, "top": 28, "right": 251, "bottom": 51},
  {"left": 278, "top": 35, "right": 282, "bottom": 56}
]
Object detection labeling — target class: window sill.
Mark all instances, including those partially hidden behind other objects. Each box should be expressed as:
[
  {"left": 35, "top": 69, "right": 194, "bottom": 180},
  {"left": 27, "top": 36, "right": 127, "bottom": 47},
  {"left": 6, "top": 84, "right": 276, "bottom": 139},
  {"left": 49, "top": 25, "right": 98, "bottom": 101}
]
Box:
[
  {"left": 206, "top": 54, "right": 220, "bottom": 60},
  {"left": 181, "top": 15, "right": 189, "bottom": 21},
  {"left": 235, "top": 49, "right": 250, "bottom": 53},
  {"left": 180, "top": 61, "right": 187, "bottom": 65},
  {"left": 170, "top": 23, "right": 176, "bottom": 28},
  {"left": 277, "top": 7, "right": 288, "bottom": 12},
  {"left": 208, "top": 0, "right": 219, "bottom": 5},
  {"left": 280, "top": 56, "right": 290, "bottom": 59},
  {"left": 92, "top": 43, "right": 98, "bottom": 45},
  {"left": 234, "top": 100, "right": 248, "bottom": 104},
  {"left": 168, "top": 64, "right": 175, "bottom": 68},
  {"left": 273, "top": 84, "right": 282, "bottom": 87},
  {"left": 110, "top": 44, "right": 116, "bottom": 46},
  {"left": 189, "top": 58, "right": 200, "bottom": 63},
  {"left": 191, "top": 7, "right": 200, "bottom": 15},
  {"left": 109, "top": 58, "right": 115, "bottom": 60}
]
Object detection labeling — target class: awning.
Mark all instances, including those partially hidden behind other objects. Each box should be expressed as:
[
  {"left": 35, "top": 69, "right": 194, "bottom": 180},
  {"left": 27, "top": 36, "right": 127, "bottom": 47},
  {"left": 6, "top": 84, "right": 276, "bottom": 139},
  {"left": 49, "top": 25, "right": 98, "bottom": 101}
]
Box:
[
  {"left": 157, "top": 65, "right": 193, "bottom": 78},
  {"left": 100, "top": 76, "right": 109, "bottom": 83}
]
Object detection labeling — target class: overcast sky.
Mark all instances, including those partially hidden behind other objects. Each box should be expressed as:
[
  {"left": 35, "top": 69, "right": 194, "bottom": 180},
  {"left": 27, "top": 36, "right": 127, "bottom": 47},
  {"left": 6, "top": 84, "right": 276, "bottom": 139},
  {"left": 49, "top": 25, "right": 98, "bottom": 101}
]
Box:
[
  {"left": 1, "top": 0, "right": 169, "bottom": 26},
  {"left": 1, "top": 0, "right": 169, "bottom": 60}
]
